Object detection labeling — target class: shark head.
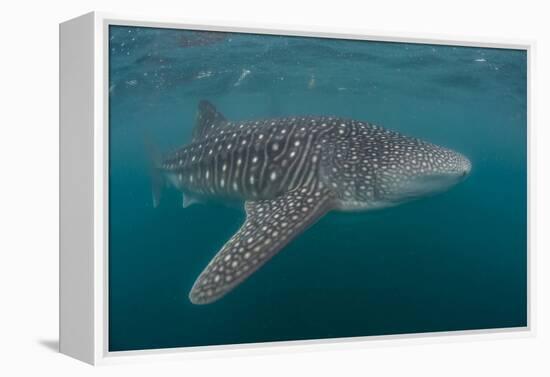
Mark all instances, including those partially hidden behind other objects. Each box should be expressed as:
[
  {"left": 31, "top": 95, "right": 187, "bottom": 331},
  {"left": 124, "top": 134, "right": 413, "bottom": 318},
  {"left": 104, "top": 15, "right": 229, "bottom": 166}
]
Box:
[
  {"left": 373, "top": 143, "right": 471, "bottom": 206},
  {"left": 324, "top": 124, "right": 471, "bottom": 210}
]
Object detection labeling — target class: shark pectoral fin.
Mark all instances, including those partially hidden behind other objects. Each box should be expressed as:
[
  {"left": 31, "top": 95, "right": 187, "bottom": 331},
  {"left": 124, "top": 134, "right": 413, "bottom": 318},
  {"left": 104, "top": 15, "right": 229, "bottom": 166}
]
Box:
[{"left": 188, "top": 185, "right": 335, "bottom": 305}]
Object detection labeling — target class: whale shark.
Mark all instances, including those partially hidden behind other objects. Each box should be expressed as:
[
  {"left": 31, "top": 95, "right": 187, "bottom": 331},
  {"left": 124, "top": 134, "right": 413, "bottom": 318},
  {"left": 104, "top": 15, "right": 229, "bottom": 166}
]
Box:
[{"left": 152, "top": 100, "right": 471, "bottom": 304}]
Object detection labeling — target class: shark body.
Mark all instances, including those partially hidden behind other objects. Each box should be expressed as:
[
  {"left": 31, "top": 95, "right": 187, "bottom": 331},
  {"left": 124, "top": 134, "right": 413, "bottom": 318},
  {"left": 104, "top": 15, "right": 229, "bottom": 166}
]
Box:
[{"left": 155, "top": 100, "right": 471, "bottom": 304}]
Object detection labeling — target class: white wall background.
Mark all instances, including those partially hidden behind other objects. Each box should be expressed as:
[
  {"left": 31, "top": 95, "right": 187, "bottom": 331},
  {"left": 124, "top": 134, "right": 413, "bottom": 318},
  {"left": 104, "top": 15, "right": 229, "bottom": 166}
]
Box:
[{"left": 0, "top": 0, "right": 548, "bottom": 375}]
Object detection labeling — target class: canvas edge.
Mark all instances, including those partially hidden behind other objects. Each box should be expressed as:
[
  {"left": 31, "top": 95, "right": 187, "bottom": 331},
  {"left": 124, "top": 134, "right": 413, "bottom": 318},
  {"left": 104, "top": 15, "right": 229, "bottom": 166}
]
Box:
[
  {"left": 58, "top": 10, "right": 535, "bottom": 365},
  {"left": 526, "top": 40, "right": 536, "bottom": 343},
  {"left": 97, "top": 10, "right": 534, "bottom": 49},
  {"left": 59, "top": 11, "right": 97, "bottom": 365}
]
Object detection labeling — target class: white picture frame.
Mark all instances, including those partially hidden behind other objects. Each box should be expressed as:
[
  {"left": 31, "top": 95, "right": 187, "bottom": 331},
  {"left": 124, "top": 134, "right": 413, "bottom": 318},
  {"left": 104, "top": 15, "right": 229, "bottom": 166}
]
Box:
[{"left": 59, "top": 11, "right": 534, "bottom": 365}]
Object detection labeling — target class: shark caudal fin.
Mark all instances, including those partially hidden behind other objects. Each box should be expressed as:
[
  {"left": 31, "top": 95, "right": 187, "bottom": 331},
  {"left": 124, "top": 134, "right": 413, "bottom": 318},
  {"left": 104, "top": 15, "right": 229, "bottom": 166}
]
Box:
[{"left": 143, "top": 136, "right": 164, "bottom": 208}]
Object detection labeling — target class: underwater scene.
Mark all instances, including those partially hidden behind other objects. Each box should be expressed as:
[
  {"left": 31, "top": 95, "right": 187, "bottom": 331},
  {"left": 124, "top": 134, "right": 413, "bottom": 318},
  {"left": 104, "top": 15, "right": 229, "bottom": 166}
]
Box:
[{"left": 108, "top": 25, "right": 527, "bottom": 351}]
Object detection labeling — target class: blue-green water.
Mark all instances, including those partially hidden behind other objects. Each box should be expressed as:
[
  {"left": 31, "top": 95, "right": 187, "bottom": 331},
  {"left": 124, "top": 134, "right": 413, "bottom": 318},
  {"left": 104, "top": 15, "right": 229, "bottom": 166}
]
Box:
[{"left": 108, "top": 26, "right": 527, "bottom": 351}]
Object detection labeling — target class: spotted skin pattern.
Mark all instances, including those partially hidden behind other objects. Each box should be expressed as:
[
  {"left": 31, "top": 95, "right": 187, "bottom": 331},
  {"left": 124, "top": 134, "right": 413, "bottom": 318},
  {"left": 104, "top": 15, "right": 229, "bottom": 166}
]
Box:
[
  {"left": 156, "top": 101, "right": 471, "bottom": 304},
  {"left": 189, "top": 185, "right": 335, "bottom": 304}
]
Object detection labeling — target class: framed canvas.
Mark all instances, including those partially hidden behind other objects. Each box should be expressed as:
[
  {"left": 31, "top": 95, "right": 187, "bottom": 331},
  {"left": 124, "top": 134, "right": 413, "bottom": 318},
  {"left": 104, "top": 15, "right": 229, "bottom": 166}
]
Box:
[{"left": 59, "top": 11, "right": 533, "bottom": 365}]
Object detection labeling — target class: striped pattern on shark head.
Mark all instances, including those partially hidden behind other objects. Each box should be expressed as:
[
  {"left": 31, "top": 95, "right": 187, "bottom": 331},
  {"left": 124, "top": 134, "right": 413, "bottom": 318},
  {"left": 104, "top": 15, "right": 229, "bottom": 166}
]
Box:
[{"left": 152, "top": 100, "right": 471, "bottom": 304}]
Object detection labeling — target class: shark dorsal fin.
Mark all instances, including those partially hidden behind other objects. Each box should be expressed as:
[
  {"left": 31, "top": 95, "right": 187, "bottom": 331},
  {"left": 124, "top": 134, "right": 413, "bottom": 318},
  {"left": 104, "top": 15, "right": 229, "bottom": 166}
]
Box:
[{"left": 193, "top": 100, "right": 227, "bottom": 141}]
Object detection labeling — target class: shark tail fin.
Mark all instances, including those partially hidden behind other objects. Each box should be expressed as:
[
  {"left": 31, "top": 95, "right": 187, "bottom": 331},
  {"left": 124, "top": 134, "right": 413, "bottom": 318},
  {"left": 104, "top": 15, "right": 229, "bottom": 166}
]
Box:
[{"left": 143, "top": 135, "right": 164, "bottom": 208}]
